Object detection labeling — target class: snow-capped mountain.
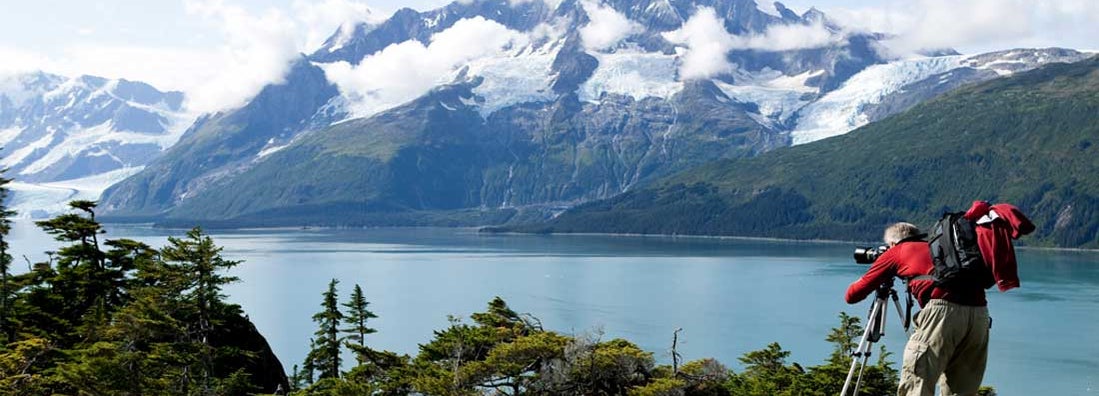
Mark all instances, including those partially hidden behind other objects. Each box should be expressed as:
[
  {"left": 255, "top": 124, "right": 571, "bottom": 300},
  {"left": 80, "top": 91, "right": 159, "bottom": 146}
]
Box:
[
  {"left": 0, "top": 71, "right": 193, "bottom": 217},
  {"left": 790, "top": 48, "right": 1090, "bottom": 144},
  {"left": 95, "top": 0, "right": 1092, "bottom": 226}
]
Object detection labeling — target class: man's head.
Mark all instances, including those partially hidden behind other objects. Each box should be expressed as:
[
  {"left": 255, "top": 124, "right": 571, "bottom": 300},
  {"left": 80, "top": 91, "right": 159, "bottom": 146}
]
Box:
[{"left": 883, "top": 222, "right": 922, "bottom": 246}]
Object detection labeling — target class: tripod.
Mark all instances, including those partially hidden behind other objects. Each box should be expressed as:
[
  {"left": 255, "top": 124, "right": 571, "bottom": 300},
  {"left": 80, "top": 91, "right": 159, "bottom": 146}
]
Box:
[{"left": 840, "top": 279, "right": 906, "bottom": 396}]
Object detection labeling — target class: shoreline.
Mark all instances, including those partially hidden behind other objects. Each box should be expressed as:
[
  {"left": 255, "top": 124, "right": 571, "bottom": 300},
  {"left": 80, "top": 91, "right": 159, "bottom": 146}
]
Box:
[
  {"left": 100, "top": 219, "right": 1099, "bottom": 254},
  {"left": 17, "top": 217, "right": 1096, "bottom": 253}
]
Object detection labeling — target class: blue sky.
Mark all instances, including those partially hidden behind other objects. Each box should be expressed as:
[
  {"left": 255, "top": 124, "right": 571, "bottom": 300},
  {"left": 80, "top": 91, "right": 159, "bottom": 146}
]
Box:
[{"left": 2, "top": 0, "right": 1095, "bottom": 112}]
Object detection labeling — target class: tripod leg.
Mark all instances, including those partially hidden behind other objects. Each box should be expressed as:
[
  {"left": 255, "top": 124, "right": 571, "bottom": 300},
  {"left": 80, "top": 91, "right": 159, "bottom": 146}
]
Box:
[
  {"left": 841, "top": 299, "right": 883, "bottom": 396},
  {"left": 854, "top": 350, "right": 871, "bottom": 396}
]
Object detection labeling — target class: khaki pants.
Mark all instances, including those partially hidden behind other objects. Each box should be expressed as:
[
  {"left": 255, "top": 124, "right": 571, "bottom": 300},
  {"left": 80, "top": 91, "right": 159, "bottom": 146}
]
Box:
[{"left": 897, "top": 299, "right": 990, "bottom": 396}]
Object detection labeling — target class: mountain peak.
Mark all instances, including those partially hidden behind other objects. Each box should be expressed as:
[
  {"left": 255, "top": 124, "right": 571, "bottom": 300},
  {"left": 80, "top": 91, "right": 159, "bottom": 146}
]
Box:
[
  {"left": 771, "top": 2, "right": 803, "bottom": 22},
  {"left": 0, "top": 71, "right": 192, "bottom": 190}
]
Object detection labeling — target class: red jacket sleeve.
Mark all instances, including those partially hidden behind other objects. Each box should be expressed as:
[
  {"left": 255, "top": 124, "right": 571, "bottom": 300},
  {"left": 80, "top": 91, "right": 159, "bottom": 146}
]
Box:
[{"left": 846, "top": 251, "right": 899, "bottom": 304}]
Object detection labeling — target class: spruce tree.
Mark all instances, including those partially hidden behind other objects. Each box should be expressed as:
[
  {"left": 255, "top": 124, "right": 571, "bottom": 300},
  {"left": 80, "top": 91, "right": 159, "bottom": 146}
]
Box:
[
  {"left": 310, "top": 279, "right": 344, "bottom": 379},
  {"left": 160, "top": 227, "right": 242, "bottom": 393},
  {"left": 0, "top": 170, "right": 14, "bottom": 343},
  {"left": 342, "top": 283, "right": 377, "bottom": 361}
]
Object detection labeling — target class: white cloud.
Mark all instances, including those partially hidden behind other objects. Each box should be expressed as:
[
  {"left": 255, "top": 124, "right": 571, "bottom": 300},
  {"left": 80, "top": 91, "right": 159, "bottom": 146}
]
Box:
[
  {"left": 293, "top": 0, "right": 384, "bottom": 53},
  {"left": 321, "top": 17, "right": 528, "bottom": 118},
  {"left": 662, "top": 7, "right": 737, "bottom": 80},
  {"left": 0, "top": 44, "right": 221, "bottom": 97},
  {"left": 745, "top": 22, "right": 839, "bottom": 51},
  {"left": 51, "top": 45, "right": 221, "bottom": 93},
  {"left": 0, "top": 46, "right": 55, "bottom": 76},
  {"left": 2, "top": 1, "right": 386, "bottom": 115},
  {"left": 182, "top": 0, "right": 301, "bottom": 114},
  {"left": 817, "top": 0, "right": 1099, "bottom": 56},
  {"left": 663, "top": 7, "right": 844, "bottom": 80},
  {"left": 579, "top": 0, "right": 642, "bottom": 51}
]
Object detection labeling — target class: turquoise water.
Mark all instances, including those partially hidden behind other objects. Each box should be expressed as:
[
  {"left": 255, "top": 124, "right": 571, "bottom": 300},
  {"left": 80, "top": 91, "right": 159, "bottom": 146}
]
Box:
[{"left": 6, "top": 221, "right": 1097, "bottom": 395}]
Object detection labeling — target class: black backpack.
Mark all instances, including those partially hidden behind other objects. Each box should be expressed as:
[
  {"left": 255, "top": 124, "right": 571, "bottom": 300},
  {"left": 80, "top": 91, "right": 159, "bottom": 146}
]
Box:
[{"left": 916, "top": 212, "right": 995, "bottom": 290}]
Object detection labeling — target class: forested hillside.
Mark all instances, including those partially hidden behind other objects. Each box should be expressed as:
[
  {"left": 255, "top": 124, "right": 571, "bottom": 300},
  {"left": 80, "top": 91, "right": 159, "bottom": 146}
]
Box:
[{"left": 521, "top": 56, "right": 1099, "bottom": 248}]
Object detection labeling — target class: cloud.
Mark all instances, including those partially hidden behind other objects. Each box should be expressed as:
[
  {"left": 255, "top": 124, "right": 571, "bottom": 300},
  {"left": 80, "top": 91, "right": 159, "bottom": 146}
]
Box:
[
  {"left": 51, "top": 45, "right": 221, "bottom": 93},
  {"left": 0, "top": 44, "right": 221, "bottom": 97},
  {"left": 182, "top": 0, "right": 301, "bottom": 113},
  {"left": 817, "top": 0, "right": 1099, "bottom": 55},
  {"left": 662, "top": 8, "right": 737, "bottom": 80},
  {"left": 745, "top": 22, "right": 839, "bottom": 51},
  {"left": 2, "top": 0, "right": 384, "bottom": 115},
  {"left": 0, "top": 46, "right": 55, "bottom": 76},
  {"left": 663, "top": 7, "right": 844, "bottom": 80},
  {"left": 293, "top": 0, "right": 383, "bottom": 53},
  {"left": 455, "top": 0, "right": 557, "bottom": 6},
  {"left": 321, "top": 17, "right": 528, "bottom": 118},
  {"left": 579, "top": 0, "right": 642, "bottom": 51}
]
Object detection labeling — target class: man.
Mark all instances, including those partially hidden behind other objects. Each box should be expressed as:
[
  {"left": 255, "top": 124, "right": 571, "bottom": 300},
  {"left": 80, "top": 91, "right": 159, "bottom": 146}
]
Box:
[{"left": 846, "top": 222, "right": 990, "bottom": 396}]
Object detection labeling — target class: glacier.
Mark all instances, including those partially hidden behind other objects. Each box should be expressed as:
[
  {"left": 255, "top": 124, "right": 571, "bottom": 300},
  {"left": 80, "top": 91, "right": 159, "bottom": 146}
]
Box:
[
  {"left": 6, "top": 167, "right": 144, "bottom": 219},
  {"left": 579, "top": 50, "right": 682, "bottom": 103},
  {"left": 714, "top": 68, "right": 822, "bottom": 125},
  {"left": 790, "top": 55, "right": 965, "bottom": 144},
  {"left": 465, "top": 45, "right": 559, "bottom": 116}
]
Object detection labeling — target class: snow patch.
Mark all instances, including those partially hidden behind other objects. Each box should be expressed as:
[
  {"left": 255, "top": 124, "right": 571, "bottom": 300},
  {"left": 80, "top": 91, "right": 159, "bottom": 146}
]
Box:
[
  {"left": 256, "top": 141, "right": 290, "bottom": 159},
  {"left": 580, "top": 50, "right": 682, "bottom": 102},
  {"left": 16, "top": 117, "right": 190, "bottom": 176},
  {"left": 1, "top": 131, "right": 54, "bottom": 169},
  {"left": 0, "top": 127, "right": 23, "bottom": 147},
  {"left": 0, "top": 73, "right": 57, "bottom": 108},
  {"left": 791, "top": 55, "right": 965, "bottom": 145}
]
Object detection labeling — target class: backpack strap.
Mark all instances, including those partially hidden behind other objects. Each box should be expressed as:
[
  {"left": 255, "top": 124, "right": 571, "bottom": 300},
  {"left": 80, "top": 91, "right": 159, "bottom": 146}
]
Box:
[{"left": 909, "top": 275, "right": 935, "bottom": 282}]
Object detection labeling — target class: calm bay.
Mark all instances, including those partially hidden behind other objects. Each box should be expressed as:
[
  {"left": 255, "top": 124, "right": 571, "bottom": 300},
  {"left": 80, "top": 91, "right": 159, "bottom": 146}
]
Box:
[{"left": 7, "top": 220, "right": 1097, "bottom": 395}]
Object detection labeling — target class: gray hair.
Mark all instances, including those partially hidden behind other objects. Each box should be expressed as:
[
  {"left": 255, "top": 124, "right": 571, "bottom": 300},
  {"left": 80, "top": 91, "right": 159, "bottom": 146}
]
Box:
[{"left": 883, "top": 222, "right": 922, "bottom": 245}]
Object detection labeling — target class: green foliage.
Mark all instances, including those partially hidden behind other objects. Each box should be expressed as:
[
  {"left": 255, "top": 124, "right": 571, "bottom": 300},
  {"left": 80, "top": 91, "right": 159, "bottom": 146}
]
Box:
[
  {"left": 342, "top": 283, "right": 377, "bottom": 359},
  {"left": 0, "top": 200, "right": 287, "bottom": 395},
  {"left": 282, "top": 290, "right": 909, "bottom": 396},
  {"left": 723, "top": 313, "right": 899, "bottom": 396},
  {"left": 628, "top": 377, "right": 687, "bottom": 396},
  {"left": 310, "top": 279, "right": 345, "bottom": 381},
  {"left": 0, "top": 170, "right": 15, "bottom": 344},
  {"left": 0, "top": 337, "right": 56, "bottom": 395}
]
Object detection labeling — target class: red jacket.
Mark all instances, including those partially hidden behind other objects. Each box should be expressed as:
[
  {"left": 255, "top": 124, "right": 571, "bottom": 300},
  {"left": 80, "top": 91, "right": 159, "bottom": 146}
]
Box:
[
  {"left": 846, "top": 240, "right": 986, "bottom": 307},
  {"left": 963, "top": 201, "right": 1036, "bottom": 292}
]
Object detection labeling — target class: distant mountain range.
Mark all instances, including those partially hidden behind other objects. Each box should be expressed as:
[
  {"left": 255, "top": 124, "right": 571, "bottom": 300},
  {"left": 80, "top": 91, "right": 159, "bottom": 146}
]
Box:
[
  {"left": 515, "top": 56, "right": 1099, "bottom": 248},
  {"left": 2, "top": 0, "right": 1094, "bottom": 248},
  {"left": 88, "top": 0, "right": 1087, "bottom": 228},
  {"left": 0, "top": 72, "right": 191, "bottom": 217}
]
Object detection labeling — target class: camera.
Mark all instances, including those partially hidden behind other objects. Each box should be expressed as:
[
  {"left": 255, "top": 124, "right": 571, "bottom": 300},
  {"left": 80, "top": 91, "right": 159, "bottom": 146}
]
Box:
[{"left": 853, "top": 245, "right": 888, "bottom": 264}]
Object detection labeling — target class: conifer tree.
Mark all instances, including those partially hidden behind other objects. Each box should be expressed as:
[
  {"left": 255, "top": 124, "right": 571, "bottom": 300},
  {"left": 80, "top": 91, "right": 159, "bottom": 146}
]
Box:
[
  {"left": 0, "top": 170, "right": 14, "bottom": 343},
  {"left": 160, "top": 227, "right": 242, "bottom": 393},
  {"left": 301, "top": 342, "right": 317, "bottom": 387},
  {"left": 33, "top": 200, "right": 123, "bottom": 342},
  {"left": 310, "top": 279, "right": 344, "bottom": 379},
  {"left": 342, "top": 283, "right": 377, "bottom": 360}
]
